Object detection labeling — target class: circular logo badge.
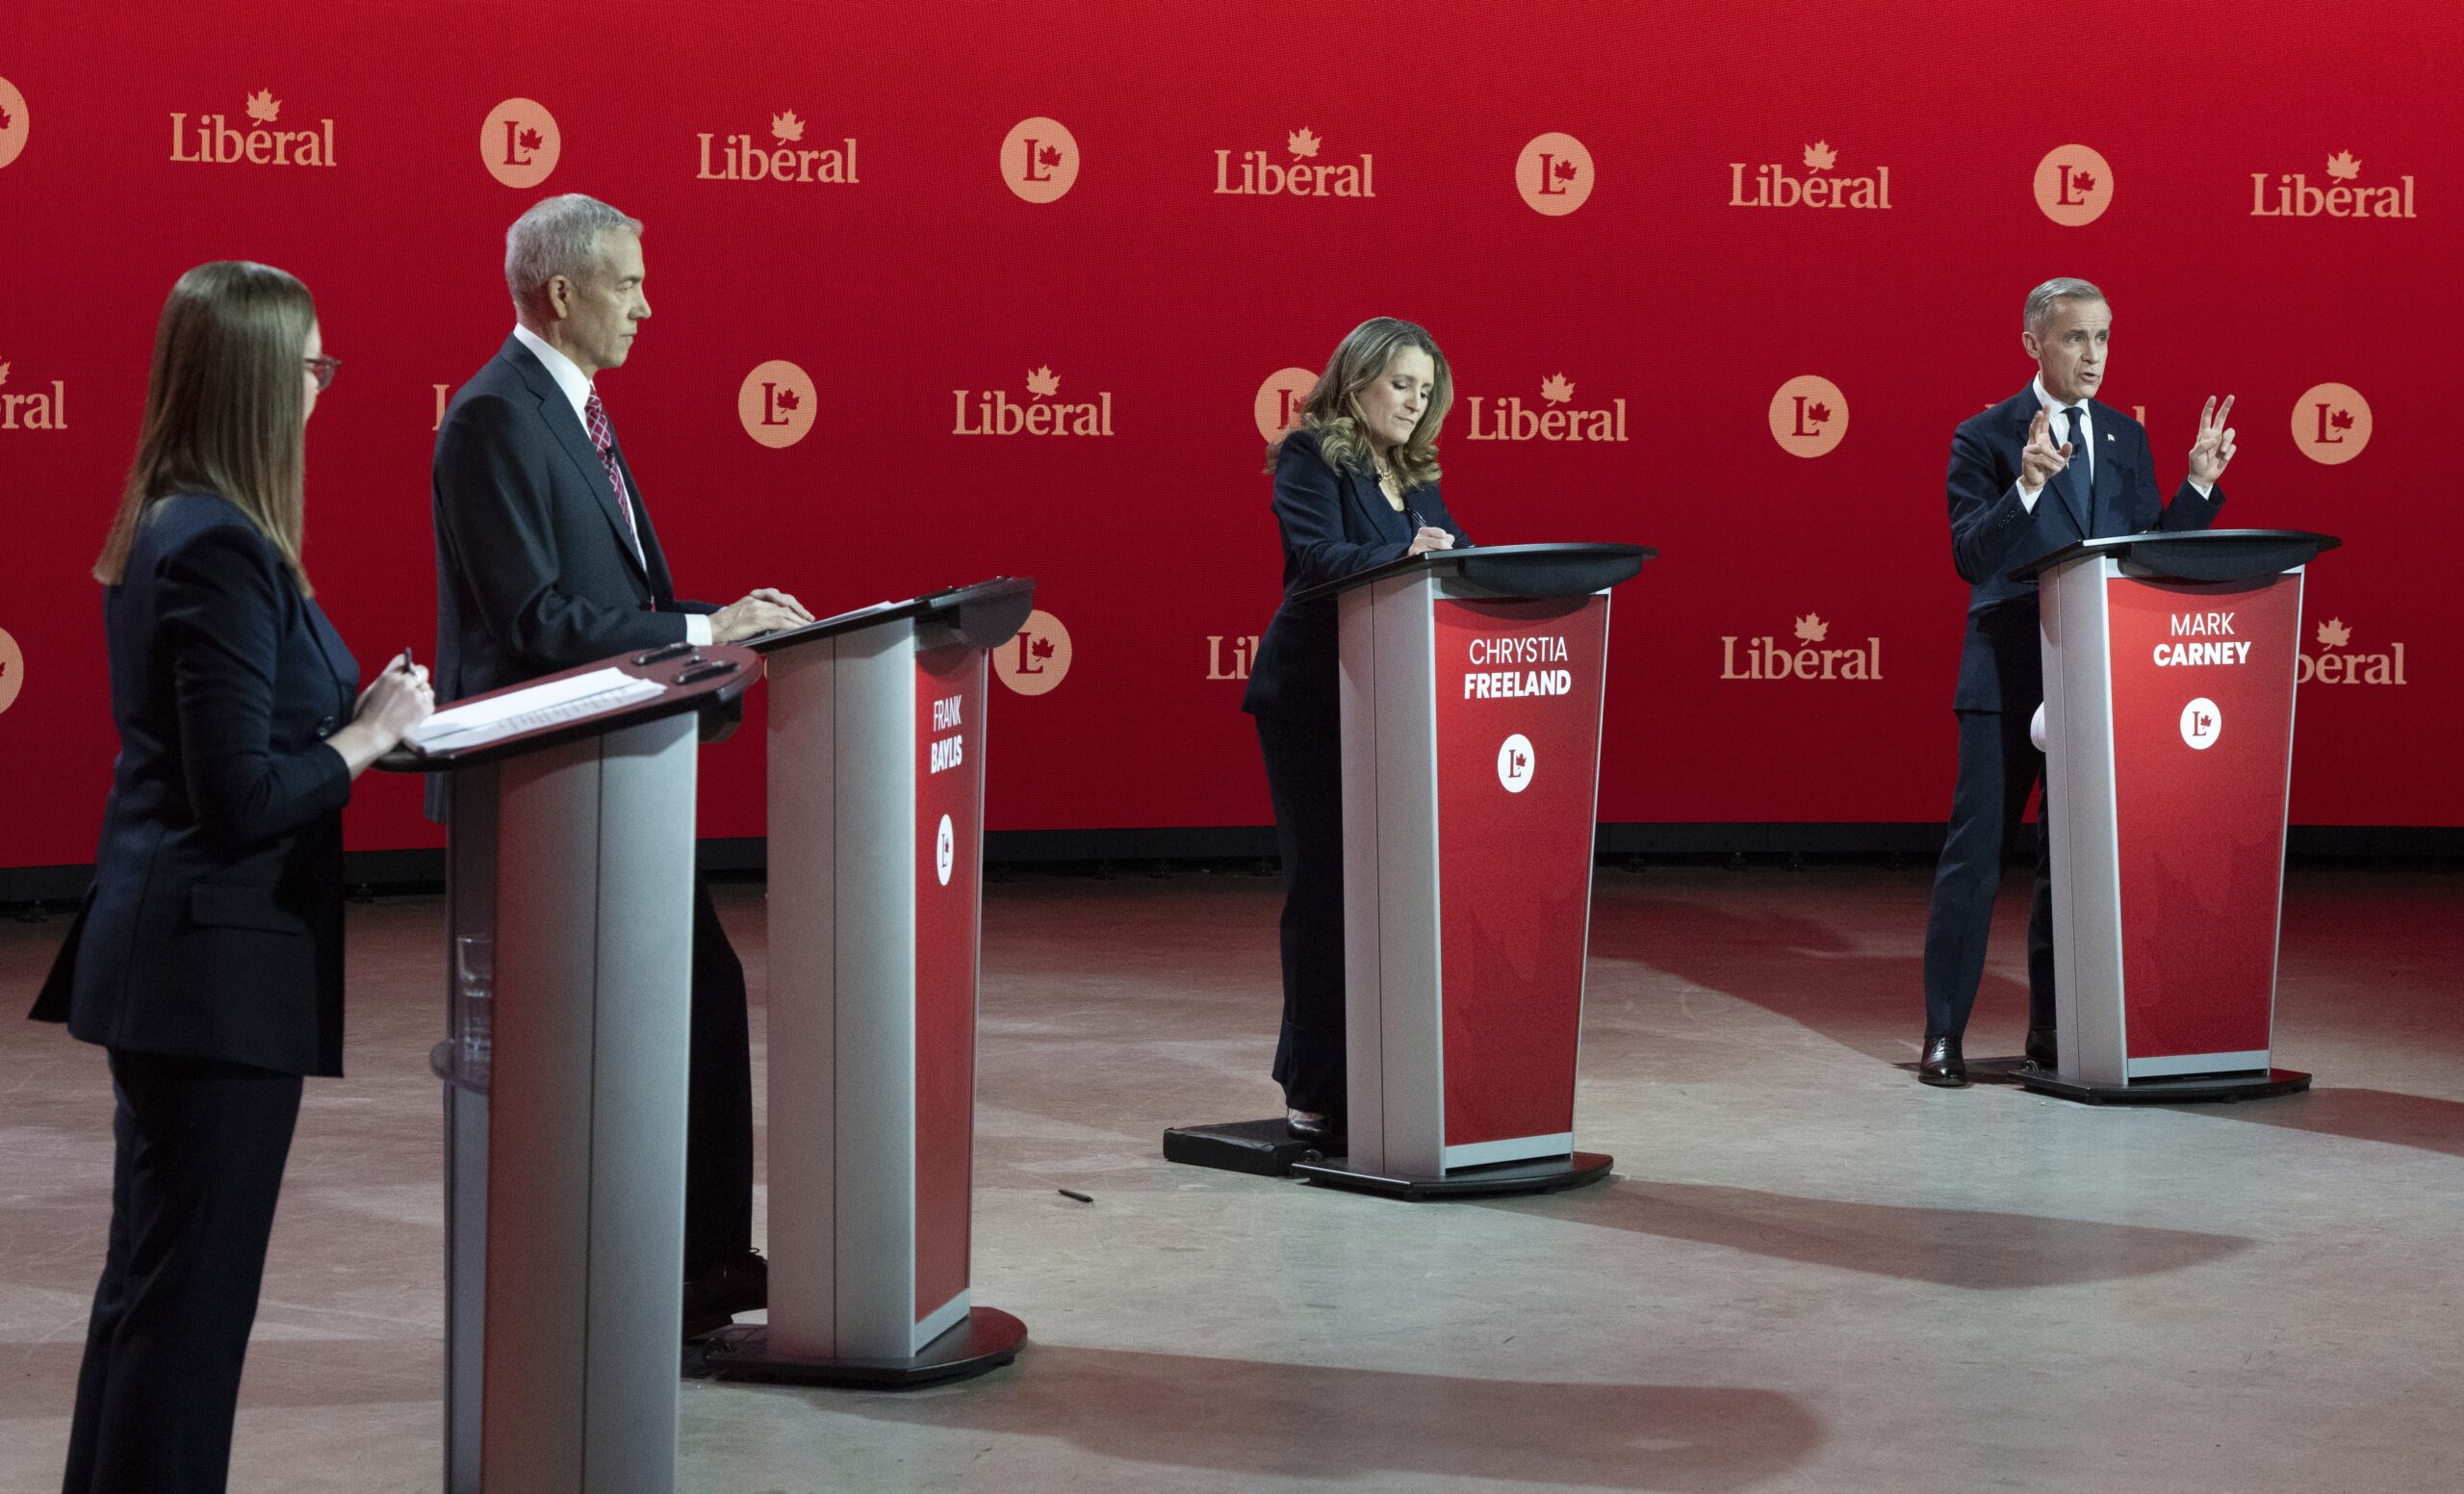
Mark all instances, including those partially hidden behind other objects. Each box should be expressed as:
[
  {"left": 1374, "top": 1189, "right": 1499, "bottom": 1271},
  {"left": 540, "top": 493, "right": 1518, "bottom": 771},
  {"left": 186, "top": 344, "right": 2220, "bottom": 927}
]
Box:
[
  {"left": 994, "top": 608, "right": 1073, "bottom": 696},
  {"left": 935, "top": 813, "right": 956, "bottom": 887},
  {"left": 0, "top": 627, "right": 23, "bottom": 716},
  {"left": 1516, "top": 132, "right": 1594, "bottom": 217},
  {"left": 2179, "top": 697, "right": 2222, "bottom": 750},
  {"left": 1253, "top": 366, "right": 1318, "bottom": 443},
  {"left": 0, "top": 77, "right": 30, "bottom": 172},
  {"left": 1768, "top": 375, "right": 1849, "bottom": 458},
  {"left": 482, "top": 98, "right": 560, "bottom": 189},
  {"left": 737, "top": 359, "right": 816, "bottom": 449},
  {"left": 1497, "top": 733, "right": 1535, "bottom": 792},
  {"left": 2291, "top": 382, "right": 2371, "bottom": 466},
  {"left": 1001, "top": 116, "right": 1079, "bottom": 204},
  {"left": 2034, "top": 143, "right": 2113, "bottom": 226}
]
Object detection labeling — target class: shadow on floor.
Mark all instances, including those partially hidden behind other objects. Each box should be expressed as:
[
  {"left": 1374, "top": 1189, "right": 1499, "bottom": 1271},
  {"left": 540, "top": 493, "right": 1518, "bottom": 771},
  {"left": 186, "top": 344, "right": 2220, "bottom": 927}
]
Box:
[
  {"left": 1479, "top": 1179, "right": 2249, "bottom": 1291},
  {"left": 2182, "top": 1085, "right": 2464, "bottom": 1159},
  {"left": 830, "top": 1343, "right": 1821, "bottom": 1493},
  {"left": 0, "top": 1334, "right": 439, "bottom": 1419}
]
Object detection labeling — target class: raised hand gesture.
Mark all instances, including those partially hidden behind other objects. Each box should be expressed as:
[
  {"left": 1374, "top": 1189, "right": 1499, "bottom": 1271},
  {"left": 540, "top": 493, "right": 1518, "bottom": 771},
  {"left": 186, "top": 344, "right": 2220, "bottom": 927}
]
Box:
[
  {"left": 2020, "top": 407, "right": 2072, "bottom": 494},
  {"left": 2189, "top": 396, "right": 2236, "bottom": 486}
]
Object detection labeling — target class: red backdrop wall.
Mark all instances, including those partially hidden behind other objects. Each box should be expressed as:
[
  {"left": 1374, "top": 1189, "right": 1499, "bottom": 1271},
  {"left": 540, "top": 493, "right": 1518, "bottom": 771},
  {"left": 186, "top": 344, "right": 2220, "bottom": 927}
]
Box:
[{"left": 3, "top": 0, "right": 2456, "bottom": 871}]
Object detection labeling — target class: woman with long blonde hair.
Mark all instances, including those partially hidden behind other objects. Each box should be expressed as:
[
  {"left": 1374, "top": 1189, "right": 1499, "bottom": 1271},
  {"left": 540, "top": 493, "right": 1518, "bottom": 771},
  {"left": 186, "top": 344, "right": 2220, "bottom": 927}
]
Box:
[{"left": 1240, "top": 318, "right": 1470, "bottom": 1145}]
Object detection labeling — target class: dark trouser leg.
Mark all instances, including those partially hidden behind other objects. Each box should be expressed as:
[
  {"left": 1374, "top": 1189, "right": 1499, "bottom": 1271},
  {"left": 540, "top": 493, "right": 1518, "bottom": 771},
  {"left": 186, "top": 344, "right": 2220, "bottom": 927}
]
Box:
[
  {"left": 683, "top": 877, "right": 755, "bottom": 1275},
  {"left": 64, "top": 1049, "right": 301, "bottom": 1494},
  {"left": 1255, "top": 715, "right": 1347, "bottom": 1115},
  {"left": 1922, "top": 708, "right": 2045, "bottom": 1040}
]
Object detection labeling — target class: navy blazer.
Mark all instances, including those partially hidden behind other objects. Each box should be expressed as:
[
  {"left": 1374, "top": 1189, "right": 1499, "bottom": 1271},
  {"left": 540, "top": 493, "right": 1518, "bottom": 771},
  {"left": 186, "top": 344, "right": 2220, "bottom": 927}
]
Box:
[
  {"left": 432, "top": 335, "right": 715, "bottom": 707},
  {"left": 1944, "top": 385, "right": 2225, "bottom": 712},
  {"left": 1242, "top": 427, "right": 1470, "bottom": 724},
  {"left": 33, "top": 493, "right": 360, "bottom": 1077}
]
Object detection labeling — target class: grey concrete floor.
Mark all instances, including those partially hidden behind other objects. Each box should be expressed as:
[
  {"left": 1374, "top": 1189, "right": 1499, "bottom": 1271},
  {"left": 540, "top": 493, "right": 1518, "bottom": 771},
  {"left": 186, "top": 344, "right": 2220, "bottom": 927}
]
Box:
[{"left": 2, "top": 864, "right": 2459, "bottom": 1493}]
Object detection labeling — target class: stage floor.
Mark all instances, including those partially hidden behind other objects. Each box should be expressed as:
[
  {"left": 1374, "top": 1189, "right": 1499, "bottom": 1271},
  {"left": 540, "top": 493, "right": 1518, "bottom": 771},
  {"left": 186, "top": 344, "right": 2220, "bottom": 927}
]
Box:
[{"left": 3, "top": 863, "right": 2458, "bottom": 1493}]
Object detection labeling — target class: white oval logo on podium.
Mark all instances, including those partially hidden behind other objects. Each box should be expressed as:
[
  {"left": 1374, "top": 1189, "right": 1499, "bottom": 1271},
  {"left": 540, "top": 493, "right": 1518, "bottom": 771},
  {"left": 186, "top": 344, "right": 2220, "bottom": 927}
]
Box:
[
  {"left": 935, "top": 813, "right": 955, "bottom": 886},
  {"left": 2179, "top": 698, "right": 2221, "bottom": 750},
  {"left": 1497, "top": 733, "right": 1535, "bottom": 792}
]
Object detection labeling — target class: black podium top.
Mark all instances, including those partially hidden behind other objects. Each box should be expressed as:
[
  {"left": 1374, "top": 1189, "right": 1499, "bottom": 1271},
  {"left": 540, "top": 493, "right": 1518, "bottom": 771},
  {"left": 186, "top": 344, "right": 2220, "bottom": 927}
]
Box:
[
  {"left": 1291, "top": 543, "right": 1655, "bottom": 605},
  {"left": 742, "top": 576, "right": 1038, "bottom": 654},
  {"left": 376, "top": 644, "right": 760, "bottom": 773},
  {"left": 2015, "top": 528, "right": 2341, "bottom": 583}
]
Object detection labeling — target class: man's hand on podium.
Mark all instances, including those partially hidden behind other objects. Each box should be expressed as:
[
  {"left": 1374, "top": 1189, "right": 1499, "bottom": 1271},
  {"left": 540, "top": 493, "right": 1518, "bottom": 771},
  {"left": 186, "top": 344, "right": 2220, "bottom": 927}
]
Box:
[
  {"left": 2018, "top": 407, "right": 2072, "bottom": 500},
  {"left": 712, "top": 587, "right": 815, "bottom": 643},
  {"left": 2188, "top": 396, "right": 2236, "bottom": 487}
]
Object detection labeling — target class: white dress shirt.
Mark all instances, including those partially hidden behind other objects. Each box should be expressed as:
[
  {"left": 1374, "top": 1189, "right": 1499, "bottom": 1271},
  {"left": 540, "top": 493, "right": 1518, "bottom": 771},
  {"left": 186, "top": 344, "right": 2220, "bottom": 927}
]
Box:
[
  {"left": 510, "top": 323, "right": 710, "bottom": 646},
  {"left": 2015, "top": 374, "right": 2212, "bottom": 511}
]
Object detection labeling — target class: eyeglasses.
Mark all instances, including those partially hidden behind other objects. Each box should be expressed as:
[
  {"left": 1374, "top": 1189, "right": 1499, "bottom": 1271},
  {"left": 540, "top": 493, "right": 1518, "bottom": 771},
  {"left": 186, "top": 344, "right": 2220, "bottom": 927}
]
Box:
[{"left": 304, "top": 355, "right": 342, "bottom": 393}]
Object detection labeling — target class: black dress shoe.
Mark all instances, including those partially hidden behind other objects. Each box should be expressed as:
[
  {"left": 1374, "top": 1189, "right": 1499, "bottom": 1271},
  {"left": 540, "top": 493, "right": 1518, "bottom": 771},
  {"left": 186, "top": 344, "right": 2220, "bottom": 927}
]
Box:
[
  {"left": 1285, "top": 1111, "right": 1344, "bottom": 1147},
  {"left": 682, "top": 1249, "right": 767, "bottom": 1339},
  {"left": 2024, "top": 1026, "right": 2060, "bottom": 1069},
  {"left": 1917, "top": 1035, "right": 1968, "bottom": 1088}
]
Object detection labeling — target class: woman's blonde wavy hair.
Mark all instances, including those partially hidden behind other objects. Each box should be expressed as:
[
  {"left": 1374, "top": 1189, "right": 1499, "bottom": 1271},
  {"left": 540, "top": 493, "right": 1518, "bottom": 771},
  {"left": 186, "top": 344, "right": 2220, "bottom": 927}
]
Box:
[{"left": 1266, "top": 317, "right": 1452, "bottom": 492}]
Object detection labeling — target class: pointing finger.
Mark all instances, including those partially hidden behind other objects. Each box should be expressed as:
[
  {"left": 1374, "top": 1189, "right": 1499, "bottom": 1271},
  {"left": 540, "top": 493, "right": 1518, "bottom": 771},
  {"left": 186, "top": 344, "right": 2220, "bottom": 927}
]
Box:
[{"left": 2216, "top": 395, "right": 2235, "bottom": 429}]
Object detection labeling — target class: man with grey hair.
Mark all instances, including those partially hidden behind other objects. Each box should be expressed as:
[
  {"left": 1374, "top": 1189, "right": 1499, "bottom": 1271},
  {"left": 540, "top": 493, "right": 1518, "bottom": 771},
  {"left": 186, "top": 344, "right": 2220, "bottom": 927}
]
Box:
[
  {"left": 431, "top": 193, "right": 810, "bottom": 1331},
  {"left": 1916, "top": 277, "right": 2238, "bottom": 1087}
]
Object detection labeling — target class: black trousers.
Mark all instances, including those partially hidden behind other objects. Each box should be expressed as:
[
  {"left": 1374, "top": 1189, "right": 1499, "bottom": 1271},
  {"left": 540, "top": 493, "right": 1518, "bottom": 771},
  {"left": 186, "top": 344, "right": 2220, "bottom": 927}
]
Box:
[
  {"left": 1921, "top": 708, "right": 2057, "bottom": 1041},
  {"left": 64, "top": 1049, "right": 303, "bottom": 1494},
  {"left": 686, "top": 877, "right": 755, "bottom": 1275},
  {"left": 1255, "top": 715, "right": 1347, "bottom": 1114}
]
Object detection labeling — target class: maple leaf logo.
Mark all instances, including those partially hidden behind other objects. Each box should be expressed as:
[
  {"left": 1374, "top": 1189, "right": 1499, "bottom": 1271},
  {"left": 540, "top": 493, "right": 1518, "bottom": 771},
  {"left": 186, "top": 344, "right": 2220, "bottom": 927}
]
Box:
[
  {"left": 1029, "top": 635, "right": 1056, "bottom": 660},
  {"left": 1552, "top": 158, "right": 1578, "bottom": 184},
  {"left": 2070, "top": 169, "right": 2099, "bottom": 194},
  {"left": 2316, "top": 618, "right": 2350, "bottom": 648},
  {"left": 1288, "top": 126, "right": 1321, "bottom": 159},
  {"left": 245, "top": 90, "right": 280, "bottom": 124},
  {"left": 1803, "top": 141, "right": 1836, "bottom": 170},
  {"left": 1805, "top": 401, "right": 1832, "bottom": 425},
  {"left": 774, "top": 388, "right": 800, "bottom": 412},
  {"left": 1793, "top": 613, "right": 1830, "bottom": 643},
  {"left": 1037, "top": 143, "right": 1064, "bottom": 169},
  {"left": 0, "top": 105, "right": 13, "bottom": 133},
  {"left": 519, "top": 126, "right": 544, "bottom": 152},
  {"left": 1539, "top": 374, "right": 1574, "bottom": 404},
  {"left": 771, "top": 110, "right": 805, "bottom": 143},
  {"left": 1024, "top": 366, "right": 1059, "bottom": 399},
  {"left": 2325, "top": 151, "right": 2361, "bottom": 181},
  {"left": 2328, "top": 408, "right": 2355, "bottom": 430}
]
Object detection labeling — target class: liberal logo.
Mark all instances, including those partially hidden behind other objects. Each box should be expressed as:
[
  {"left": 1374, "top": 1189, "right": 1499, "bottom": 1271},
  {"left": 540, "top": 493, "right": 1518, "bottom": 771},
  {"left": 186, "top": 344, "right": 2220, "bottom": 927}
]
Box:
[
  {"left": 1721, "top": 612, "right": 1883, "bottom": 682},
  {"left": 2291, "top": 382, "right": 2371, "bottom": 465},
  {"left": 2179, "top": 697, "right": 2221, "bottom": 750},
  {"left": 482, "top": 98, "right": 560, "bottom": 189},
  {"left": 1463, "top": 374, "right": 1628, "bottom": 443},
  {"left": 1216, "top": 126, "right": 1373, "bottom": 197},
  {"left": 0, "top": 626, "right": 22, "bottom": 716},
  {"left": 0, "top": 359, "right": 67, "bottom": 431},
  {"left": 1767, "top": 375, "right": 1847, "bottom": 458},
  {"left": 698, "top": 109, "right": 858, "bottom": 184},
  {"left": 1254, "top": 366, "right": 1317, "bottom": 442},
  {"left": 1730, "top": 140, "right": 1891, "bottom": 210},
  {"left": 2297, "top": 617, "right": 2408, "bottom": 686},
  {"left": 0, "top": 76, "right": 29, "bottom": 171},
  {"left": 170, "top": 89, "right": 335, "bottom": 167},
  {"left": 2034, "top": 143, "right": 2113, "bottom": 227},
  {"left": 994, "top": 609, "right": 1073, "bottom": 697},
  {"left": 1496, "top": 734, "right": 1535, "bottom": 793},
  {"left": 2252, "top": 151, "right": 2416, "bottom": 219},
  {"left": 738, "top": 359, "right": 817, "bottom": 449},
  {"left": 1206, "top": 634, "right": 1261, "bottom": 681},
  {"left": 953, "top": 366, "right": 1113, "bottom": 437},
  {"left": 935, "top": 813, "right": 956, "bottom": 888},
  {"left": 1516, "top": 132, "right": 1593, "bottom": 216},
  {"left": 1002, "top": 116, "right": 1079, "bottom": 204}
]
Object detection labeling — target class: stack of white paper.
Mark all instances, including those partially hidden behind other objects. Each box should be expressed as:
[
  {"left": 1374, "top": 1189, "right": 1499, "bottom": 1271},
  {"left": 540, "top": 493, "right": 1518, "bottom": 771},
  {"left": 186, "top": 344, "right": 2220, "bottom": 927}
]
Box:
[{"left": 407, "top": 667, "right": 664, "bottom": 753}]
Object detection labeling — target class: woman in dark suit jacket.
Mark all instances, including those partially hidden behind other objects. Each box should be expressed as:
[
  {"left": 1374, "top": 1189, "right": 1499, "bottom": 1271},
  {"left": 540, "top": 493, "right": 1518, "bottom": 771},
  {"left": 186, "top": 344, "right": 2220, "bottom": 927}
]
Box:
[
  {"left": 31, "top": 261, "right": 433, "bottom": 1494},
  {"left": 1241, "top": 318, "right": 1470, "bottom": 1144}
]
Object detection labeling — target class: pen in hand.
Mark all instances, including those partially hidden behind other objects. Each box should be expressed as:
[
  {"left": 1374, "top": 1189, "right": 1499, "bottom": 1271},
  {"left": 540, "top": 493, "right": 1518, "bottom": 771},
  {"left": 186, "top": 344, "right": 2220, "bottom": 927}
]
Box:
[{"left": 399, "top": 646, "right": 416, "bottom": 674}]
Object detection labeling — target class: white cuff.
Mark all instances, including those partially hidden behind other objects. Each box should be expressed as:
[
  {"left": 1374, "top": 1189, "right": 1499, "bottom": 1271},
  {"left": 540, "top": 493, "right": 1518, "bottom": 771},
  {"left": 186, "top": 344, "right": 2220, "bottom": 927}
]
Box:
[
  {"left": 685, "top": 613, "right": 712, "bottom": 646},
  {"left": 2015, "top": 480, "right": 2040, "bottom": 512},
  {"left": 2188, "top": 477, "right": 2215, "bottom": 501}
]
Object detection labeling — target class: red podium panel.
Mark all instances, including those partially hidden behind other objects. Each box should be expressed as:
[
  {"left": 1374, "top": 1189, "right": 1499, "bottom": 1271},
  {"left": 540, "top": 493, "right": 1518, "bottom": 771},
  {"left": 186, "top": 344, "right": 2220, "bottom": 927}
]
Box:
[{"left": 2036, "top": 530, "right": 2335, "bottom": 1098}]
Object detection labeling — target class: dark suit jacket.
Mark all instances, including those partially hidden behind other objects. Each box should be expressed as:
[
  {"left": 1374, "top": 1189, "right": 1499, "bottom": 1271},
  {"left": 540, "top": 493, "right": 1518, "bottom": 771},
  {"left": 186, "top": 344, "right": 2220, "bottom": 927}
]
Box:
[
  {"left": 33, "top": 493, "right": 360, "bottom": 1077},
  {"left": 432, "top": 334, "right": 715, "bottom": 705},
  {"left": 1945, "top": 385, "right": 2226, "bottom": 712},
  {"left": 1242, "top": 427, "right": 1470, "bottom": 724}
]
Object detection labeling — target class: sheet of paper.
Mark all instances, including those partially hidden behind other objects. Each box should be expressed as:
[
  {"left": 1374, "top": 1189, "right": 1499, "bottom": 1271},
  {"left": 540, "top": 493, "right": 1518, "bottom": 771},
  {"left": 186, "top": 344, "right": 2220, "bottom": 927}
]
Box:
[{"left": 408, "top": 667, "right": 662, "bottom": 751}]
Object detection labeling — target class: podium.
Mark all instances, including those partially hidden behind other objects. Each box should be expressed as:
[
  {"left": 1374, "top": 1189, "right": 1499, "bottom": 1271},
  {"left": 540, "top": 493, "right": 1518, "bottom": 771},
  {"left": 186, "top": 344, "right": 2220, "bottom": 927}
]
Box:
[
  {"left": 1168, "top": 544, "right": 1651, "bottom": 1198},
  {"left": 2023, "top": 529, "right": 2339, "bottom": 1103},
  {"left": 382, "top": 645, "right": 757, "bottom": 1494},
  {"left": 693, "top": 578, "right": 1035, "bottom": 1387}
]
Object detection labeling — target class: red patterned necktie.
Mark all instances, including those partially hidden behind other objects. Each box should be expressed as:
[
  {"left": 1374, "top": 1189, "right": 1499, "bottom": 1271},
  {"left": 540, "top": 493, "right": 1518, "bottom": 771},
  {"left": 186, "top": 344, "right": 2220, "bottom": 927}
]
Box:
[{"left": 582, "top": 390, "right": 644, "bottom": 563}]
